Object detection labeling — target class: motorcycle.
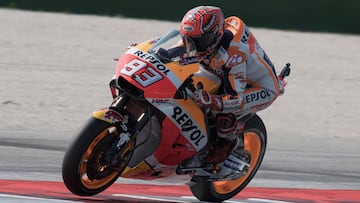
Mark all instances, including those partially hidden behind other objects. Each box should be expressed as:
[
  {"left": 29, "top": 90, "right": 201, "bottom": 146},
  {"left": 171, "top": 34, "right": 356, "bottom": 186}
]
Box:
[{"left": 62, "top": 29, "right": 291, "bottom": 202}]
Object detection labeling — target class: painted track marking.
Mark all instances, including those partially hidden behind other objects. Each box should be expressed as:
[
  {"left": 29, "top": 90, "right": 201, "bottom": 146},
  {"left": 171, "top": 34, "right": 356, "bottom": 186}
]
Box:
[{"left": 0, "top": 179, "right": 359, "bottom": 202}]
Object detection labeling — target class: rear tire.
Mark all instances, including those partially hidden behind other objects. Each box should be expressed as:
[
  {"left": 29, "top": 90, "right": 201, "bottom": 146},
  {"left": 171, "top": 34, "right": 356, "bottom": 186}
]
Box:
[
  {"left": 189, "top": 114, "right": 267, "bottom": 202},
  {"left": 62, "top": 117, "right": 132, "bottom": 196}
]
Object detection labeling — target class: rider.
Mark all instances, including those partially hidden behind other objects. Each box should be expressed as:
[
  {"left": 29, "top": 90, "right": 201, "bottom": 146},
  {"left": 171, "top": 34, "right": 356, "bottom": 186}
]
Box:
[{"left": 174, "top": 6, "right": 285, "bottom": 165}]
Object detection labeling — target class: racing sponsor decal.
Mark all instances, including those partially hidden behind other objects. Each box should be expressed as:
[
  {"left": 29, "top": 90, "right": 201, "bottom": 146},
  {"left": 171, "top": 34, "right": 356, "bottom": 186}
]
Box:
[
  {"left": 121, "top": 58, "right": 163, "bottom": 87},
  {"left": 133, "top": 50, "right": 170, "bottom": 75},
  {"left": 152, "top": 98, "right": 171, "bottom": 104},
  {"left": 149, "top": 98, "right": 172, "bottom": 105},
  {"left": 222, "top": 98, "right": 242, "bottom": 112},
  {"left": 226, "top": 54, "right": 245, "bottom": 68},
  {"left": 104, "top": 110, "right": 129, "bottom": 131},
  {"left": 124, "top": 47, "right": 182, "bottom": 88},
  {"left": 245, "top": 89, "right": 271, "bottom": 104},
  {"left": 171, "top": 106, "right": 207, "bottom": 148},
  {"left": 225, "top": 48, "right": 246, "bottom": 68}
]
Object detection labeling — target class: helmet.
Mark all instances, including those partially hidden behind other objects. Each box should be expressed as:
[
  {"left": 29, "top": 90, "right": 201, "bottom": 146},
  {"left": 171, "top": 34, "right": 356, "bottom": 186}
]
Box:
[{"left": 180, "top": 6, "right": 225, "bottom": 59}]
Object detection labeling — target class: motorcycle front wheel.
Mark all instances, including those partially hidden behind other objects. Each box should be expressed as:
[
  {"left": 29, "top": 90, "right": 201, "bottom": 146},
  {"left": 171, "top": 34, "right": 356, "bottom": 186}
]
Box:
[
  {"left": 62, "top": 117, "right": 133, "bottom": 196},
  {"left": 189, "top": 114, "right": 267, "bottom": 202}
]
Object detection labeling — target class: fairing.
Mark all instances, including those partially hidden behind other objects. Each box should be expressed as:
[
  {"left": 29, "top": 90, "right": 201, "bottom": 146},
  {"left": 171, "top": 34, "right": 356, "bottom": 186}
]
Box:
[{"left": 110, "top": 30, "right": 222, "bottom": 180}]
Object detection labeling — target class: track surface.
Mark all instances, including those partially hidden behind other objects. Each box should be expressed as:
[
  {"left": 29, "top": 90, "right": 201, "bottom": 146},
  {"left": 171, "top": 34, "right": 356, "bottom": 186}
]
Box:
[
  {"left": 1, "top": 8, "right": 360, "bottom": 202},
  {"left": 1, "top": 179, "right": 360, "bottom": 203},
  {"left": 0, "top": 130, "right": 359, "bottom": 202}
]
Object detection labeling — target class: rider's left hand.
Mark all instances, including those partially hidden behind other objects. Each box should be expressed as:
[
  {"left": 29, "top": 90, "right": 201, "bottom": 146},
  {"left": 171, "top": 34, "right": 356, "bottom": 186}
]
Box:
[{"left": 194, "top": 89, "right": 223, "bottom": 111}]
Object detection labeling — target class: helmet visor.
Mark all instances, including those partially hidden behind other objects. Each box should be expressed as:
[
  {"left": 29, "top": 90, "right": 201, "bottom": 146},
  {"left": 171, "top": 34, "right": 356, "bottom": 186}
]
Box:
[{"left": 182, "top": 32, "right": 217, "bottom": 54}]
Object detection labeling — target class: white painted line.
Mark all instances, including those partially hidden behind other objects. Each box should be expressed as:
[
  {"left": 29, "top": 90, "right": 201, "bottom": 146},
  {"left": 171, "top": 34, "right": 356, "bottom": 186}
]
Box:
[
  {"left": 248, "top": 198, "right": 294, "bottom": 203},
  {"left": 0, "top": 193, "right": 78, "bottom": 202},
  {"left": 181, "top": 195, "right": 245, "bottom": 203},
  {"left": 113, "top": 194, "right": 189, "bottom": 202}
]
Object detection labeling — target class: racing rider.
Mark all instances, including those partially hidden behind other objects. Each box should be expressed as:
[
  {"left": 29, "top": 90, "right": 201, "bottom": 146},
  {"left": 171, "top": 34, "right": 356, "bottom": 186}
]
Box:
[{"left": 174, "top": 6, "right": 286, "bottom": 167}]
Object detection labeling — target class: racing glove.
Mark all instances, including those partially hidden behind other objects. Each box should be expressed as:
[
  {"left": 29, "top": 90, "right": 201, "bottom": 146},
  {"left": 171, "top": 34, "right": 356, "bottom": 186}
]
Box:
[{"left": 194, "top": 89, "right": 223, "bottom": 111}]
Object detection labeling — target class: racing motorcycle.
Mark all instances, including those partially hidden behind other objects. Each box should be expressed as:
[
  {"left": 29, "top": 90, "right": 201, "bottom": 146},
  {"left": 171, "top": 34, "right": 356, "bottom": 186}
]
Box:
[{"left": 62, "top": 29, "right": 291, "bottom": 202}]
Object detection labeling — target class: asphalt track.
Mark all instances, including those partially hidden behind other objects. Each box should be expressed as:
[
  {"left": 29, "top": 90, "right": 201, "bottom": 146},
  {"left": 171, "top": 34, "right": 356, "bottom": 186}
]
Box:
[
  {"left": 1, "top": 8, "right": 360, "bottom": 202},
  {"left": 0, "top": 130, "right": 359, "bottom": 202},
  {"left": 0, "top": 179, "right": 359, "bottom": 203}
]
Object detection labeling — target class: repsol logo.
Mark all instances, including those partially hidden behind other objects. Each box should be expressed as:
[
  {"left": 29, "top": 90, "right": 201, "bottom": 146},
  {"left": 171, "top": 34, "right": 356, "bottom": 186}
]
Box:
[
  {"left": 172, "top": 106, "right": 206, "bottom": 147},
  {"left": 245, "top": 90, "right": 271, "bottom": 103},
  {"left": 133, "top": 50, "right": 170, "bottom": 75}
]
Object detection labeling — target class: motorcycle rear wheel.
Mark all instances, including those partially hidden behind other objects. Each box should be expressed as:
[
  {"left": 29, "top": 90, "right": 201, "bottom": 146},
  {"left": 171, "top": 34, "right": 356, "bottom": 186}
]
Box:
[
  {"left": 189, "top": 114, "right": 267, "bottom": 202},
  {"left": 62, "top": 117, "right": 133, "bottom": 196}
]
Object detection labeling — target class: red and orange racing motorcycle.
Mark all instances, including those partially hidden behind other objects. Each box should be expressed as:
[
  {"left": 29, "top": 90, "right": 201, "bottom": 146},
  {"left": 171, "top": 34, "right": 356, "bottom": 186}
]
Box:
[{"left": 62, "top": 29, "right": 290, "bottom": 202}]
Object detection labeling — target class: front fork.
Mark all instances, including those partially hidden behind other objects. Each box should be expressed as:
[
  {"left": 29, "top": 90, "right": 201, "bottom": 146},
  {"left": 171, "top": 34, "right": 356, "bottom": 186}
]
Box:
[{"left": 92, "top": 95, "right": 152, "bottom": 167}]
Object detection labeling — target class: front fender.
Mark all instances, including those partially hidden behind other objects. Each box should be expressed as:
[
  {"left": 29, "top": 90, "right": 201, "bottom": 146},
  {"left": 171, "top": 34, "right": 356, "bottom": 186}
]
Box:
[{"left": 92, "top": 108, "right": 130, "bottom": 132}]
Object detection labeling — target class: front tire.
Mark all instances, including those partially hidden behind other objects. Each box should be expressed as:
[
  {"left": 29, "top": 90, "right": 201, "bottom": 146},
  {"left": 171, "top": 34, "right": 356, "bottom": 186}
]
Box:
[
  {"left": 189, "top": 114, "right": 267, "bottom": 202},
  {"left": 62, "top": 117, "right": 133, "bottom": 196}
]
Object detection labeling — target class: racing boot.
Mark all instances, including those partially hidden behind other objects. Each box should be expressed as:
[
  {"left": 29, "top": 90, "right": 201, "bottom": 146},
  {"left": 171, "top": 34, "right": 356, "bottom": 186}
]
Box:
[
  {"left": 218, "top": 136, "right": 251, "bottom": 177},
  {"left": 205, "top": 137, "right": 237, "bottom": 164},
  {"left": 206, "top": 113, "right": 245, "bottom": 164}
]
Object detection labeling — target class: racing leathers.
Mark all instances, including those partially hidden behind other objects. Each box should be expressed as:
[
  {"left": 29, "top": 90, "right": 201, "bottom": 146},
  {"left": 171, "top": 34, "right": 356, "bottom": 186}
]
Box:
[
  {"left": 160, "top": 16, "right": 283, "bottom": 164},
  {"left": 196, "top": 16, "right": 283, "bottom": 163},
  {"left": 204, "top": 16, "right": 282, "bottom": 116}
]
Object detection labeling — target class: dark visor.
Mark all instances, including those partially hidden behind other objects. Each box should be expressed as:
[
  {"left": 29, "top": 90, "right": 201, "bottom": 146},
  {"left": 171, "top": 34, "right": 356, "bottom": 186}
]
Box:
[{"left": 189, "top": 32, "right": 217, "bottom": 52}]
